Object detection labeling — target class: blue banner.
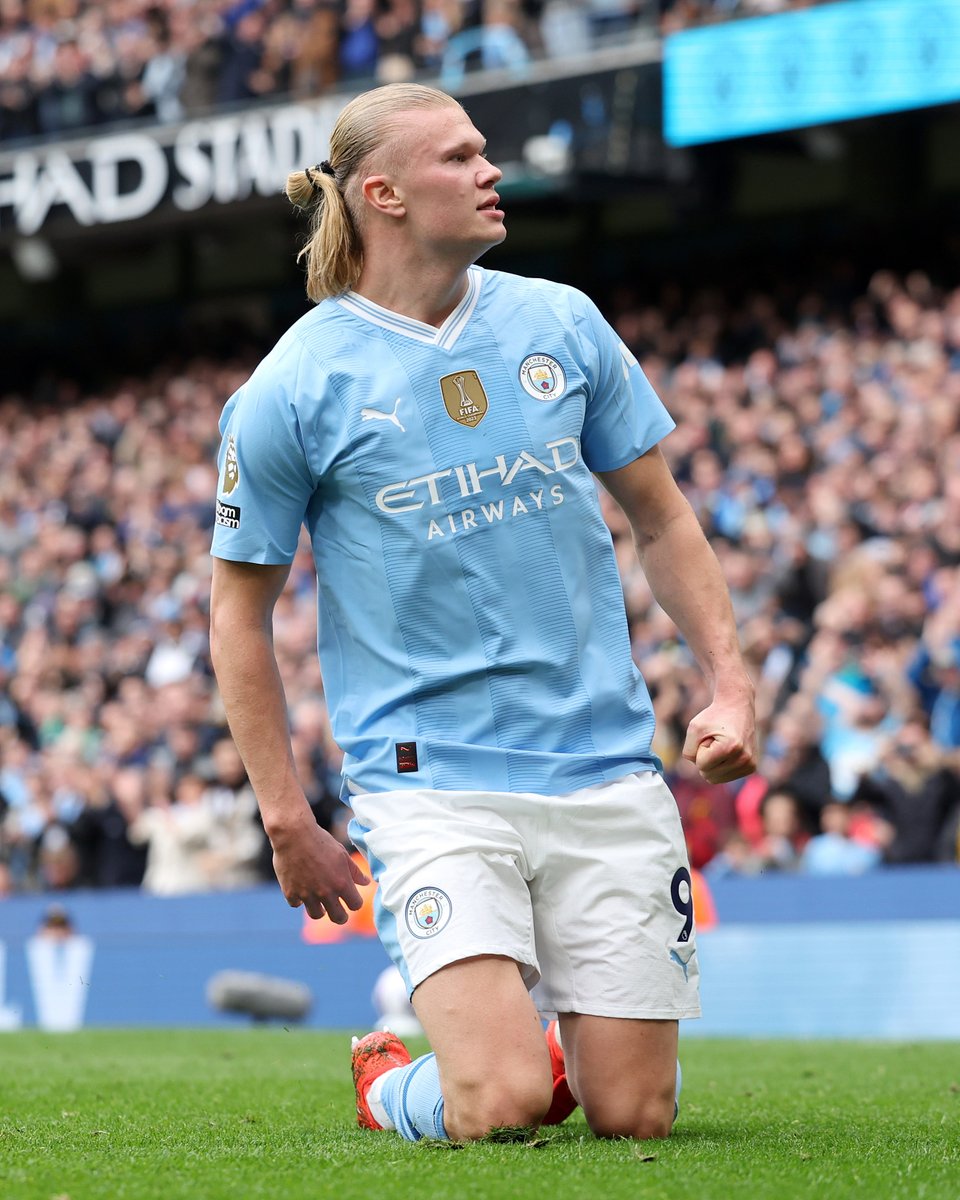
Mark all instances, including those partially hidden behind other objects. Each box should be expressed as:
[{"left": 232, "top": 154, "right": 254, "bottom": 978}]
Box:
[
  {"left": 0, "top": 887, "right": 391, "bottom": 1031},
  {"left": 2, "top": 870, "right": 959, "bottom": 1036},
  {"left": 664, "top": 0, "right": 960, "bottom": 147}
]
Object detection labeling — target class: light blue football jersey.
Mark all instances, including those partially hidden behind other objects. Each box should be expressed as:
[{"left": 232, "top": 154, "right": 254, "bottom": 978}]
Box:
[{"left": 211, "top": 266, "right": 675, "bottom": 797}]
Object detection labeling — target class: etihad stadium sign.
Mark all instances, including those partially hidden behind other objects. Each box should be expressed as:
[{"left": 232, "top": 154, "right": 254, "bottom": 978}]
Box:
[{"left": 0, "top": 99, "right": 343, "bottom": 237}]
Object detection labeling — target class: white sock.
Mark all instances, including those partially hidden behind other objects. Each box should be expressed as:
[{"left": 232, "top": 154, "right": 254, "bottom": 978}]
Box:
[{"left": 367, "top": 1068, "right": 399, "bottom": 1130}]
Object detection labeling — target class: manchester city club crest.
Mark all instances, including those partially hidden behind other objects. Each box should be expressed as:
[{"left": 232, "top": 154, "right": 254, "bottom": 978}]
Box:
[
  {"left": 405, "top": 887, "right": 452, "bottom": 939},
  {"left": 519, "top": 354, "right": 566, "bottom": 401}
]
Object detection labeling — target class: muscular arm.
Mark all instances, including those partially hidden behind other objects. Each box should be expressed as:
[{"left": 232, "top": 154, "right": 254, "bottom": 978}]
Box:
[
  {"left": 598, "top": 446, "right": 758, "bottom": 784},
  {"left": 209, "top": 557, "right": 368, "bottom": 921}
]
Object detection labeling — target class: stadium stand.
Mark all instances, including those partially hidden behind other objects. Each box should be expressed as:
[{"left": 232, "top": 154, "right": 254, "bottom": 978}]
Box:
[
  {"left": 0, "top": 0, "right": 841, "bottom": 146},
  {"left": 1, "top": 266, "right": 958, "bottom": 894}
]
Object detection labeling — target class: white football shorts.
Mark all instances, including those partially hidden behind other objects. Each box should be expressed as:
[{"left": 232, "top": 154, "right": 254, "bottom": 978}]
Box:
[{"left": 348, "top": 771, "right": 700, "bottom": 1020}]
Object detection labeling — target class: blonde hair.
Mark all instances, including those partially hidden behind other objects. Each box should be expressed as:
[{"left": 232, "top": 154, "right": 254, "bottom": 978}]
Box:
[{"left": 285, "top": 84, "right": 464, "bottom": 303}]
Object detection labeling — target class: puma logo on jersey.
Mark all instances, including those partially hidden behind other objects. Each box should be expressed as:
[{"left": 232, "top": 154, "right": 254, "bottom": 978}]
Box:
[{"left": 361, "top": 398, "right": 405, "bottom": 432}]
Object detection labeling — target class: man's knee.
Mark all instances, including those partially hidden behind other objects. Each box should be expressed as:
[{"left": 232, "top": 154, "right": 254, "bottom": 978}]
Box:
[
  {"left": 582, "top": 1093, "right": 676, "bottom": 1141},
  {"left": 561, "top": 1012, "right": 680, "bottom": 1141},
  {"left": 446, "top": 1074, "right": 553, "bottom": 1140}
]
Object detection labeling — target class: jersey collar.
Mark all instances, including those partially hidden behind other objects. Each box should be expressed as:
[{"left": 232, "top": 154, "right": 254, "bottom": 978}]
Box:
[{"left": 336, "top": 267, "right": 482, "bottom": 351}]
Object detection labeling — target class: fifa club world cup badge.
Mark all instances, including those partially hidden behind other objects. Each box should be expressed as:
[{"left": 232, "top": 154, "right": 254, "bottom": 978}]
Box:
[
  {"left": 519, "top": 353, "right": 566, "bottom": 401},
  {"left": 439, "top": 370, "right": 488, "bottom": 427},
  {"left": 405, "top": 887, "right": 452, "bottom": 939}
]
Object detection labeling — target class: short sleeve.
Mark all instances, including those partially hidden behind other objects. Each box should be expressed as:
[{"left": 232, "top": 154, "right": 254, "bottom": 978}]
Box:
[
  {"left": 575, "top": 293, "right": 675, "bottom": 473},
  {"left": 210, "top": 340, "right": 318, "bottom": 565}
]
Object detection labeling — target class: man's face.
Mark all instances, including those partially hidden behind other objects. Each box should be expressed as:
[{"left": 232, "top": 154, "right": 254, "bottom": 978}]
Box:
[{"left": 382, "top": 105, "right": 506, "bottom": 262}]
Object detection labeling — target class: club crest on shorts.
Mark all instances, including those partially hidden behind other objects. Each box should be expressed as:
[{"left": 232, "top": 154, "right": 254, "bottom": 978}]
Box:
[
  {"left": 405, "top": 887, "right": 452, "bottom": 939},
  {"left": 439, "top": 371, "right": 488, "bottom": 427},
  {"left": 519, "top": 354, "right": 566, "bottom": 401}
]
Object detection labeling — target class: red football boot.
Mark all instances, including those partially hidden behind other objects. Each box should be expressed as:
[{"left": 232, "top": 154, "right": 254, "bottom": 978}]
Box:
[
  {"left": 541, "top": 1019, "right": 578, "bottom": 1125},
  {"left": 351, "top": 1030, "right": 412, "bottom": 1129}
]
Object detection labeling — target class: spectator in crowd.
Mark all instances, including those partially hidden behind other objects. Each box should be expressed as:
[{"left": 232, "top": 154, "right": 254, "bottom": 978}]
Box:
[
  {"left": 339, "top": 0, "right": 380, "bottom": 81},
  {"left": 772, "top": 706, "right": 832, "bottom": 811},
  {"left": 34, "top": 37, "right": 99, "bottom": 136},
  {"left": 752, "top": 785, "right": 809, "bottom": 872},
  {"left": 852, "top": 721, "right": 960, "bottom": 865},
  {"left": 288, "top": 0, "right": 341, "bottom": 97},
  {"left": 129, "top": 771, "right": 219, "bottom": 895},
  {"left": 702, "top": 829, "right": 762, "bottom": 879},
  {"left": 178, "top": 9, "right": 227, "bottom": 114},
  {"left": 69, "top": 764, "right": 148, "bottom": 888},
  {"left": 198, "top": 736, "right": 270, "bottom": 887},
  {"left": 0, "top": 48, "right": 37, "bottom": 142},
  {"left": 417, "top": 0, "right": 465, "bottom": 71},
  {"left": 36, "top": 821, "right": 81, "bottom": 890},
  {"left": 799, "top": 800, "right": 882, "bottom": 876},
  {"left": 216, "top": 5, "right": 278, "bottom": 105},
  {"left": 908, "top": 581, "right": 960, "bottom": 749},
  {"left": 139, "top": 11, "right": 186, "bottom": 123}
]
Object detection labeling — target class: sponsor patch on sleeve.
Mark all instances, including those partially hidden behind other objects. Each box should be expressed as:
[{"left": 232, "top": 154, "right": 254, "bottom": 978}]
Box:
[{"left": 216, "top": 500, "right": 241, "bottom": 529}]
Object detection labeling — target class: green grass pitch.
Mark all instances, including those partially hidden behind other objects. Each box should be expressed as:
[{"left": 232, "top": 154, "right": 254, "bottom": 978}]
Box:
[{"left": 1, "top": 1030, "right": 958, "bottom": 1200}]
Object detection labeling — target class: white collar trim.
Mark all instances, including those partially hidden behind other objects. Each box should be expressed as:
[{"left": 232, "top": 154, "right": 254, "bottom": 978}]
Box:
[{"left": 337, "top": 267, "right": 482, "bottom": 350}]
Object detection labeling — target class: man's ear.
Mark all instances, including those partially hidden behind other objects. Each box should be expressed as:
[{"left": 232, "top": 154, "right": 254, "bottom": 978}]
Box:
[{"left": 361, "top": 175, "right": 406, "bottom": 219}]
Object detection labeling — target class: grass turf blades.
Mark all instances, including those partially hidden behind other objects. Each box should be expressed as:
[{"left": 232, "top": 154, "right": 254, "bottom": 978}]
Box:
[{"left": 1, "top": 1030, "right": 957, "bottom": 1200}]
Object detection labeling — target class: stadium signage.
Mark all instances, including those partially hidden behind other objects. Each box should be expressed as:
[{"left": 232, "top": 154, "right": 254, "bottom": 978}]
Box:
[
  {"left": 0, "top": 99, "right": 342, "bottom": 236},
  {"left": 0, "top": 935, "right": 94, "bottom": 1031},
  {"left": 0, "top": 51, "right": 665, "bottom": 239},
  {"left": 664, "top": 0, "right": 960, "bottom": 147}
]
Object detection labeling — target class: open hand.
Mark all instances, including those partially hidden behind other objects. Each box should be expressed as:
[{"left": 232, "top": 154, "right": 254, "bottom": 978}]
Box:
[{"left": 270, "top": 813, "right": 370, "bottom": 924}]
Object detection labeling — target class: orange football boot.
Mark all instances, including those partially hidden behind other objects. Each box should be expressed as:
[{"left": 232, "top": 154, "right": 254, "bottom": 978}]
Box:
[{"left": 351, "top": 1030, "right": 412, "bottom": 1129}]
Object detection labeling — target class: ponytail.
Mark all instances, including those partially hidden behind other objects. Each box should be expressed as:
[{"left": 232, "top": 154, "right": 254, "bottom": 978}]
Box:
[{"left": 285, "top": 163, "right": 363, "bottom": 303}]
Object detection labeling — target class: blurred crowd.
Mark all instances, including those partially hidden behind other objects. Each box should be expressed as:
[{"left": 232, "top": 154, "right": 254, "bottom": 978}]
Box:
[
  {"left": 609, "top": 267, "right": 960, "bottom": 879},
  {"left": 0, "top": 0, "right": 838, "bottom": 146},
  {"left": 1, "top": 265, "right": 959, "bottom": 899}
]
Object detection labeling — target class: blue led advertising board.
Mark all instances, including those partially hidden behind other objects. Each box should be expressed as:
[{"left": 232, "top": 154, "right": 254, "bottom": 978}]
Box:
[{"left": 664, "top": 0, "right": 960, "bottom": 147}]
